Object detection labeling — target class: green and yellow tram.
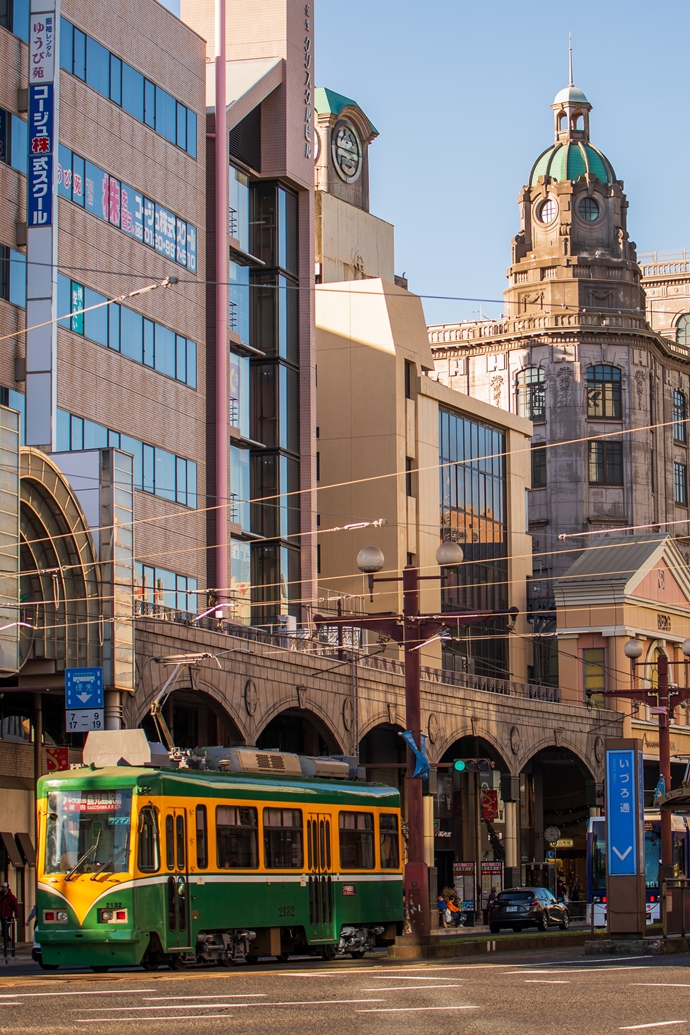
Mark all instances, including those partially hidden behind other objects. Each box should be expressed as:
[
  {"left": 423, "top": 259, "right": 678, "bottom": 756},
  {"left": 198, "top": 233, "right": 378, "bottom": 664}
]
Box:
[{"left": 36, "top": 747, "right": 404, "bottom": 970}]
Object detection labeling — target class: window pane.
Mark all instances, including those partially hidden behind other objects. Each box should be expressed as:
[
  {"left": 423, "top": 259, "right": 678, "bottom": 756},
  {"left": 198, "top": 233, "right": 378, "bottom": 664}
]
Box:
[
  {"left": 57, "top": 143, "right": 72, "bottom": 199},
  {"left": 175, "top": 334, "right": 186, "bottom": 383},
  {"left": 122, "top": 63, "right": 144, "bottom": 122},
  {"left": 143, "top": 443, "right": 154, "bottom": 493},
  {"left": 121, "top": 307, "right": 143, "bottom": 362},
  {"left": 10, "top": 115, "right": 26, "bottom": 175},
  {"left": 84, "top": 287, "right": 108, "bottom": 346},
  {"left": 56, "top": 408, "right": 70, "bottom": 450},
  {"left": 110, "top": 55, "right": 122, "bottom": 105},
  {"left": 57, "top": 272, "right": 71, "bottom": 329},
  {"left": 195, "top": 806, "right": 207, "bottom": 869},
  {"left": 186, "top": 340, "right": 197, "bottom": 389},
  {"left": 70, "top": 281, "right": 84, "bottom": 335},
  {"left": 230, "top": 261, "right": 250, "bottom": 344},
  {"left": 73, "top": 28, "right": 86, "bottom": 80},
  {"left": 144, "top": 79, "right": 155, "bottom": 128},
  {"left": 12, "top": 0, "right": 28, "bottom": 43},
  {"left": 72, "top": 154, "right": 84, "bottom": 206},
  {"left": 216, "top": 806, "right": 258, "bottom": 869},
  {"left": 86, "top": 36, "right": 110, "bottom": 97},
  {"left": 380, "top": 813, "right": 400, "bottom": 869},
  {"left": 70, "top": 414, "right": 84, "bottom": 451},
  {"left": 84, "top": 161, "right": 109, "bottom": 221},
  {"left": 155, "top": 87, "right": 176, "bottom": 142},
  {"left": 175, "top": 217, "right": 187, "bottom": 266},
  {"left": 187, "top": 109, "right": 197, "bottom": 158},
  {"left": 120, "top": 435, "right": 142, "bottom": 488},
  {"left": 187, "top": 462, "right": 197, "bottom": 509},
  {"left": 144, "top": 198, "right": 155, "bottom": 247},
  {"left": 138, "top": 807, "right": 159, "bottom": 873},
  {"left": 155, "top": 204, "right": 176, "bottom": 261},
  {"left": 109, "top": 303, "right": 120, "bottom": 352},
  {"left": 154, "top": 324, "right": 175, "bottom": 378},
  {"left": 143, "top": 319, "right": 154, "bottom": 366},
  {"left": 108, "top": 176, "right": 121, "bottom": 227},
  {"left": 59, "top": 16, "right": 73, "bottom": 73},
  {"left": 176, "top": 102, "right": 186, "bottom": 150},
  {"left": 263, "top": 807, "right": 303, "bottom": 868},
  {"left": 155, "top": 448, "right": 176, "bottom": 501},
  {"left": 175, "top": 456, "right": 186, "bottom": 506},
  {"left": 83, "top": 419, "right": 108, "bottom": 449},
  {"left": 186, "top": 223, "right": 197, "bottom": 272},
  {"left": 339, "top": 811, "right": 374, "bottom": 869},
  {"left": 9, "top": 250, "right": 25, "bottom": 308}
]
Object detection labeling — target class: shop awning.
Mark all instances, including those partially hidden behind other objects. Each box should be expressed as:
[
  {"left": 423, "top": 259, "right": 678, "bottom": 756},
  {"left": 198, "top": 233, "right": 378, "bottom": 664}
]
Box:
[
  {"left": 0, "top": 832, "right": 23, "bottom": 868},
  {"left": 15, "top": 833, "right": 35, "bottom": 867}
]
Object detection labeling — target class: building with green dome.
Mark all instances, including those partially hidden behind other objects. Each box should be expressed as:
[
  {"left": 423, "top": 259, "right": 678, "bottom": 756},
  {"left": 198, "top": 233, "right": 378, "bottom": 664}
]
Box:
[{"left": 429, "top": 80, "right": 690, "bottom": 693}]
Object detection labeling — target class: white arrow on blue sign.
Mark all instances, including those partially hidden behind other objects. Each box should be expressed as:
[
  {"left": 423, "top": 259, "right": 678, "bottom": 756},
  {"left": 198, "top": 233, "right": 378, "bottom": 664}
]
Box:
[
  {"left": 605, "top": 748, "right": 641, "bottom": 877},
  {"left": 65, "top": 667, "right": 104, "bottom": 710}
]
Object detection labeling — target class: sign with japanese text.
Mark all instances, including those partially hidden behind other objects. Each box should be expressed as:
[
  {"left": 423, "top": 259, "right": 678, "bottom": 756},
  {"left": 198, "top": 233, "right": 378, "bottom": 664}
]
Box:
[
  {"left": 453, "top": 860, "right": 476, "bottom": 911},
  {"left": 29, "top": 7, "right": 55, "bottom": 83},
  {"left": 605, "top": 748, "right": 642, "bottom": 876},
  {"left": 480, "top": 861, "right": 503, "bottom": 908},
  {"left": 28, "top": 84, "right": 54, "bottom": 226}
]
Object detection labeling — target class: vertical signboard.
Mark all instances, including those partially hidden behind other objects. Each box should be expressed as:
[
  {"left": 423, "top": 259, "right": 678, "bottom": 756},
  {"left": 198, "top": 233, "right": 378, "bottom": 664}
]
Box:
[
  {"left": 453, "top": 860, "right": 476, "bottom": 913},
  {"left": 26, "top": 0, "right": 60, "bottom": 449},
  {"left": 604, "top": 739, "right": 646, "bottom": 936}
]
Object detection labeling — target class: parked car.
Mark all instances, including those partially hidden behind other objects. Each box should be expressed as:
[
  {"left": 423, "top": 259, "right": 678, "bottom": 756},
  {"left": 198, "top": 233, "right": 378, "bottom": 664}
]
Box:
[{"left": 488, "top": 887, "right": 569, "bottom": 933}]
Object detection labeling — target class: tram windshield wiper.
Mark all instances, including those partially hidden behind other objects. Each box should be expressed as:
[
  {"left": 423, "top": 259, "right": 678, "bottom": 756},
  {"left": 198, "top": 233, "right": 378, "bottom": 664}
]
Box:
[
  {"left": 65, "top": 834, "right": 101, "bottom": 881},
  {"left": 90, "top": 845, "right": 128, "bottom": 879}
]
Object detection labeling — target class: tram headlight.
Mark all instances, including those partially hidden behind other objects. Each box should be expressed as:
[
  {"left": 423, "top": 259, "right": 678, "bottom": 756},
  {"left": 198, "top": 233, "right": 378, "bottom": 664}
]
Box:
[
  {"left": 98, "top": 908, "right": 128, "bottom": 923},
  {"left": 43, "top": 909, "right": 68, "bottom": 924}
]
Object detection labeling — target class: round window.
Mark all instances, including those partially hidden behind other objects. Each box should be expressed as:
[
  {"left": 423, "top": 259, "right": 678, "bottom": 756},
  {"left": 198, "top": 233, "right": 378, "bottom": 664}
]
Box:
[
  {"left": 539, "top": 199, "right": 557, "bottom": 223},
  {"left": 578, "top": 196, "right": 600, "bottom": 221}
]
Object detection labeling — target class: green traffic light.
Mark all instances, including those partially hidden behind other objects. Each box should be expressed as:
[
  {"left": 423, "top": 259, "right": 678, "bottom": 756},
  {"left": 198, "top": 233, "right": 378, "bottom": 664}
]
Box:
[{"left": 453, "top": 759, "right": 466, "bottom": 772}]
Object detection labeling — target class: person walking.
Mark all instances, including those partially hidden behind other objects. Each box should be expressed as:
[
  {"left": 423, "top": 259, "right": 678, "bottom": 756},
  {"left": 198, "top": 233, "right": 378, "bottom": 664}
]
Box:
[
  {"left": 0, "top": 882, "right": 18, "bottom": 958},
  {"left": 437, "top": 894, "right": 449, "bottom": 929}
]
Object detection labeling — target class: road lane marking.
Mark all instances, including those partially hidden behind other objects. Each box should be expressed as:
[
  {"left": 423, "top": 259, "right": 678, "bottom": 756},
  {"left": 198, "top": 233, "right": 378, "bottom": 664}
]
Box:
[
  {"left": 77, "top": 1016, "right": 233, "bottom": 1023},
  {"left": 631, "top": 985, "right": 690, "bottom": 989},
  {"left": 0, "top": 989, "right": 155, "bottom": 999},
  {"left": 514, "top": 967, "right": 654, "bottom": 975},
  {"left": 525, "top": 980, "right": 570, "bottom": 984},
  {"left": 357, "top": 1006, "right": 479, "bottom": 1013},
  {"left": 78, "top": 999, "right": 387, "bottom": 1012},
  {"left": 619, "top": 1024, "right": 687, "bottom": 1030},
  {"left": 143, "top": 994, "right": 268, "bottom": 1001},
  {"left": 361, "top": 985, "right": 461, "bottom": 991},
  {"left": 368, "top": 976, "right": 465, "bottom": 981}
]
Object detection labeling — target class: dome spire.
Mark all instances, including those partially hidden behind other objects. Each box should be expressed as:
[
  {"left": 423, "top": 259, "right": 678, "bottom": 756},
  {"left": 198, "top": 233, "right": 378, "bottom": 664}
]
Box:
[{"left": 568, "top": 32, "right": 573, "bottom": 87}]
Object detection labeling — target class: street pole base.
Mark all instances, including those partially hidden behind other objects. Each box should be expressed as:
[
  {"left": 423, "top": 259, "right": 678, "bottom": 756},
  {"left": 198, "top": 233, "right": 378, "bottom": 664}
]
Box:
[{"left": 405, "top": 861, "right": 430, "bottom": 939}]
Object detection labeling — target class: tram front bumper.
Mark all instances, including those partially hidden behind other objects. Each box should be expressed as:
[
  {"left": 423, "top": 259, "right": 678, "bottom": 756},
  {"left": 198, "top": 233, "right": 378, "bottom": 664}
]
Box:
[{"left": 39, "top": 927, "right": 143, "bottom": 945}]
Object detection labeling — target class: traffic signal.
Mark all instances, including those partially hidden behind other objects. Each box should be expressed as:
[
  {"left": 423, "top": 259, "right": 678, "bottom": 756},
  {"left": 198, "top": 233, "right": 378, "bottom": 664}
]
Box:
[{"left": 453, "top": 758, "right": 494, "bottom": 772}]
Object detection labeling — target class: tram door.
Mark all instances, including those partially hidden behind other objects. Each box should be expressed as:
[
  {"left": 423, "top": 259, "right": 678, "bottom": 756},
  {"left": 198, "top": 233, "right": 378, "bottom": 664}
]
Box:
[
  {"left": 306, "top": 813, "right": 335, "bottom": 941},
  {"left": 164, "top": 808, "right": 191, "bottom": 948}
]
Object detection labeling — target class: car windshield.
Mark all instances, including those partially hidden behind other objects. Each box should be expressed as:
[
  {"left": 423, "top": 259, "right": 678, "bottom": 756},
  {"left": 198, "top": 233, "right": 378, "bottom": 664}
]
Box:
[
  {"left": 498, "top": 892, "right": 535, "bottom": 902},
  {"left": 44, "top": 789, "right": 133, "bottom": 875}
]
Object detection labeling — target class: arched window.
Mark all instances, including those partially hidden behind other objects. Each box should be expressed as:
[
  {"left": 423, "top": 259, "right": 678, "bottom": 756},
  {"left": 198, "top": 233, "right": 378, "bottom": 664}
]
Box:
[
  {"left": 586, "top": 364, "right": 622, "bottom": 419},
  {"left": 677, "top": 314, "right": 690, "bottom": 346},
  {"left": 674, "top": 390, "right": 687, "bottom": 443},
  {"left": 517, "top": 367, "right": 546, "bottom": 421}
]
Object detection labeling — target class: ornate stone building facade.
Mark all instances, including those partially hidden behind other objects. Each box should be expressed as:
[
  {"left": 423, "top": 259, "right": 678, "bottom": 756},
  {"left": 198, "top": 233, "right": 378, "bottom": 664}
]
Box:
[{"left": 429, "top": 83, "right": 690, "bottom": 634}]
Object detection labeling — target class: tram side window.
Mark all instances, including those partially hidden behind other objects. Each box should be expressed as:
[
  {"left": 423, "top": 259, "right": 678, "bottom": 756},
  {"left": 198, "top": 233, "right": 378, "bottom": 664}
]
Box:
[
  {"left": 216, "top": 806, "right": 258, "bottom": 868},
  {"left": 379, "top": 813, "right": 400, "bottom": 869},
  {"left": 196, "top": 805, "right": 208, "bottom": 869},
  {"left": 339, "top": 811, "right": 374, "bottom": 869},
  {"left": 263, "top": 808, "right": 303, "bottom": 868},
  {"left": 165, "top": 815, "right": 174, "bottom": 870},
  {"left": 137, "top": 806, "right": 159, "bottom": 873}
]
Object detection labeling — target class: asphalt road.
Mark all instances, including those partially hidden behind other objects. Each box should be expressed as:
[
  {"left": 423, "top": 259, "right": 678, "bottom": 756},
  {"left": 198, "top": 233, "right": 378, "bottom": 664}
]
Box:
[{"left": 2, "top": 949, "right": 690, "bottom": 1034}]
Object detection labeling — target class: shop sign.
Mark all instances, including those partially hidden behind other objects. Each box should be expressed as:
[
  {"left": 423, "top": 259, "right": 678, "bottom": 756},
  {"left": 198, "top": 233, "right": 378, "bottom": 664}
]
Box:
[
  {"left": 481, "top": 861, "right": 503, "bottom": 908},
  {"left": 453, "top": 860, "right": 476, "bottom": 912}
]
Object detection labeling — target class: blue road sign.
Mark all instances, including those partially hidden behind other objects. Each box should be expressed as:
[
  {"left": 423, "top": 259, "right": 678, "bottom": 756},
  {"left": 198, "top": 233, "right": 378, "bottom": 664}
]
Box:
[
  {"left": 606, "top": 748, "right": 640, "bottom": 876},
  {"left": 65, "top": 667, "right": 104, "bottom": 710}
]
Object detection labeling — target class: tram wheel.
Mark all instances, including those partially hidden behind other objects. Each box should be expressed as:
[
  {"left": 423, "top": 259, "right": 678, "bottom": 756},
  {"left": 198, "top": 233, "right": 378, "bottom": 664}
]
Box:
[
  {"left": 349, "top": 951, "right": 366, "bottom": 960},
  {"left": 168, "top": 955, "right": 187, "bottom": 971},
  {"left": 320, "top": 946, "right": 337, "bottom": 961},
  {"left": 275, "top": 954, "right": 290, "bottom": 962},
  {"left": 38, "top": 961, "right": 59, "bottom": 971},
  {"left": 141, "top": 959, "right": 161, "bottom": 971},
  {"left": 91, "top": 966, "right": 110, "bottom": 973}
]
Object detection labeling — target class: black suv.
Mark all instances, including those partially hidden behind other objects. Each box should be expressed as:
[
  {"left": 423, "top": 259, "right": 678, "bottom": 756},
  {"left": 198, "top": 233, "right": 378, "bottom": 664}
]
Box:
[{"left": 488, "top": 887, "right": 569, "bottom": 933}]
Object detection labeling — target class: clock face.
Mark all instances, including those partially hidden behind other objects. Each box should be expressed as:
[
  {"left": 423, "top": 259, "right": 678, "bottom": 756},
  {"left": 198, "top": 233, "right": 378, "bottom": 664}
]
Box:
[{"left": 332, "top": 120, "right": 362, "bottom": 183}]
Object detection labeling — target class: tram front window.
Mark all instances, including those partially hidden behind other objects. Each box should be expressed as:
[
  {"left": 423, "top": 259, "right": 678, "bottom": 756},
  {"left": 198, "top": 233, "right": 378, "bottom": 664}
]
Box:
[{"left": 44, "top": 790, "right": 133, "bottom": 875}]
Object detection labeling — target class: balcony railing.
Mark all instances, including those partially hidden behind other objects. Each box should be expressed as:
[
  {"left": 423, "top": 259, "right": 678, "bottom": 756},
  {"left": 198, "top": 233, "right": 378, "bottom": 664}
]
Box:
[{"left": 422, "top": 665, "right": 561, "bottom": 702}]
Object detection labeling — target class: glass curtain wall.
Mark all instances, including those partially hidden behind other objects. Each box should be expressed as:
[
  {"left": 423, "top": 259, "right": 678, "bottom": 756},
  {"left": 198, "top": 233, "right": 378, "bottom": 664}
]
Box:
[
  {"left": 250, "top": 182, "right": 300, "bottom": 623},
  {"left": 438, "top": 409, "right": 508, "bottom": 677}
]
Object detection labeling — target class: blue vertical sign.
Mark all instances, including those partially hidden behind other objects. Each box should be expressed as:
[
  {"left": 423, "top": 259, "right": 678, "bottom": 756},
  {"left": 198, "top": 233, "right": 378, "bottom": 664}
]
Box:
[
  {"left": 606, "top": 749, "right": 641, "bottom": 876},
  {"left": 28, "top": 83, "right": 54, "bottom": 225}
]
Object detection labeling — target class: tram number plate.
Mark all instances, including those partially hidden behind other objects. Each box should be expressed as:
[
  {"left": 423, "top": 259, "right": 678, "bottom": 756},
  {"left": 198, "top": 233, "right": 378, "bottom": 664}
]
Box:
[
  {"left": 278, "top": 905, "right": 295, "bottom": 918},
  {"left": 507, "top": 906, "right": 518, "bottom": 912}
]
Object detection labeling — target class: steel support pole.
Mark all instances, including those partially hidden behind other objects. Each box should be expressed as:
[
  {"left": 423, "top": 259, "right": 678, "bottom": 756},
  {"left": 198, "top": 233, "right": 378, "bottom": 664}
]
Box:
[
  {"left": 402, "top": 565, "right": 429, "bottom": 937},
  {"left": 214, "top": 0, "right": 229, "bottom": 606},
  {"left": 658, "top": 653, "right": 673, "bottom": 879}
]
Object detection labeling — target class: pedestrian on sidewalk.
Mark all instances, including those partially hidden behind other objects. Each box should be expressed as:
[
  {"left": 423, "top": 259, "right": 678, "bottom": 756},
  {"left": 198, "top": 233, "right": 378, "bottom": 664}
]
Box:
[
  {"left": 0, "top": 882, "right": 18, "bottom": 958},
  {"left": 446, "top": 897, "right": 462, "bottom": 927},
  {"left": 437, "top": 894, "right": 449, "bottom": 929}
]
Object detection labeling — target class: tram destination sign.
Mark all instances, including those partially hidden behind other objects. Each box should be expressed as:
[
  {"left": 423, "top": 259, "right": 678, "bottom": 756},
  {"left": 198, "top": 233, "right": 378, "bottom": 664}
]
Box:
[
  {"left": 65, "top": 667, "right": 104, "bottom": 731},
  {"left": 605, "top": 748, "right": 643, "bottom": 876}
]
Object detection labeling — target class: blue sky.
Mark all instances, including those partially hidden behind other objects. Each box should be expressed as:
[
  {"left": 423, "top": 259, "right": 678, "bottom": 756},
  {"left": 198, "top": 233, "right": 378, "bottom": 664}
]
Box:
[{"left": 166, "top": 1, "right": 690, "bottom": 325}]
